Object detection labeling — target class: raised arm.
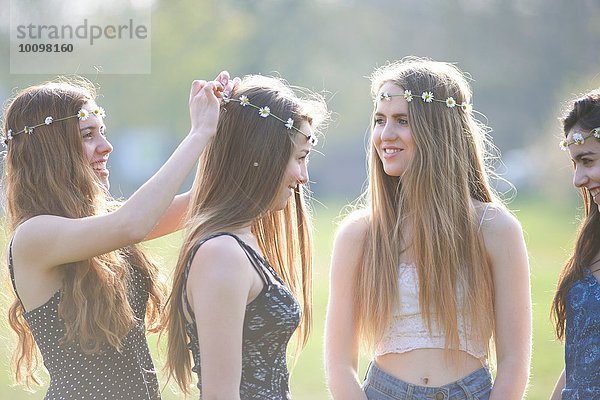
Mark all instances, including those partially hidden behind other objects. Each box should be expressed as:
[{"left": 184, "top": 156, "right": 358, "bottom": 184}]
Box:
[
  {"left": 482, "top": 207, "right": 532, "bottom": 400},
  {"left": 187, "top": 236, "right": 257, "bottom": 400},
  {"left": 13, "top": 78, "right": 222, "bottom": 270},
  {"left": 145, "top": 71, "right": 240, "bottom": 240},
  {"left": 325, "top": 216, "right": 369, "bottom": 400}
]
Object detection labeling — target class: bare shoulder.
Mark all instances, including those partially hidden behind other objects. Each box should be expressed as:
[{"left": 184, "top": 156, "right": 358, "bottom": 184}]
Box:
[
  {"left": 335, "top": 210, "right": 370, "bottom": 248},
  {"left": 475, "top": 202, "right": 527, "bottom": 268},
  {"left": 189, "top": 234, "right": 254, "bottom": 281},
  {"left": 476, "top": 202, "right": 523, "bottom": 240},
  {"left": 11, "top": 215, "right": 63, "bottom": 265}
]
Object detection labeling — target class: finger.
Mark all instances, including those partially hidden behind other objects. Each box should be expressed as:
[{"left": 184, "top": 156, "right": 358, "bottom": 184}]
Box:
[
  {"left": 189, "top": 79, "right": 207, "bottom": 102},
  {"left": 202, "top": 81, "right": 217, "bottom": 98},
  {"left": 215, "top": 70, "right": 230, "bottom": 88}
]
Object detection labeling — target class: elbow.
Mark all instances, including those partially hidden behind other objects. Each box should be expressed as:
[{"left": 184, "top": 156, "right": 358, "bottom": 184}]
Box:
[{"left": 116, "top": 215, "right": 153, "bottom": 245}]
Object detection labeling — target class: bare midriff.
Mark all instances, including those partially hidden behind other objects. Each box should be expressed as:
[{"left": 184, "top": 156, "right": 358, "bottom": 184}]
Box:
[{"left": 375, "top": 348, "right": 485, "bottom": 387}]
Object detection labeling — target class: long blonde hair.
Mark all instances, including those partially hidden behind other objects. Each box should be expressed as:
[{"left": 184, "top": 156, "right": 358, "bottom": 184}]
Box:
[
  {"left": 163, "top": 75, "right": 328, "bottom": 393},
  {"left": 354, "top": 58, "right": 496, "bottom": 356},
  {"left": 2, "top": 78, "right": 166, "bottom": 387}
]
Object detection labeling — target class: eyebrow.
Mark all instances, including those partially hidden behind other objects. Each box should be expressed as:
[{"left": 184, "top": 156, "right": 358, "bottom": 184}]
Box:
[
  {"left": 80, "top": 125, "right": 105, "bottom": 131},
  {"left": 572, "top": 151, "right": 596, "bottom": 162},
  {"left": 374, "top": 112, "right": 408, "bottom": 118}
]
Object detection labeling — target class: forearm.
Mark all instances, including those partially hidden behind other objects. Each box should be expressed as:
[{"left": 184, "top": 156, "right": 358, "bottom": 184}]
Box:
[
  {"left": 327, "top": 365, "right": 368, "bottom": 400},
  {"left": 116, "top": 132, "right": 209, "bottom": 241},
  {"left": 549, "top": 369, "right": 565, "bottom": 400},
  {"left": 489, "top": 357, "right": 530, "bottom": 400}
]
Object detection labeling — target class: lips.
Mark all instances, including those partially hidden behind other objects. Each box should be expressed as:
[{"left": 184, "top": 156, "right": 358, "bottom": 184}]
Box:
[
  {"left": 382, "top": 146, "right": 403, "bottom": 159},
  {"left": 90, "top": 159, "right": 109, "bottom": 175},
  {"left": 590, "top": 187, "right": 600, "bottom": 200}
]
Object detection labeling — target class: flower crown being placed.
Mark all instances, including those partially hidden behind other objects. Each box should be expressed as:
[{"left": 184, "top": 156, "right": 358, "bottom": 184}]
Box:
[
  {"left": 559, "top": 127, "right": 600, "bottom": 151},
  {"left": 222, "top": 92, "right": 317, "bottom": 145},
  {"left": 2, "top": 106, "right": 106, "bottom": 146},
  {"left": 379, "top": 90, "right": 473, "bottom": 113}
]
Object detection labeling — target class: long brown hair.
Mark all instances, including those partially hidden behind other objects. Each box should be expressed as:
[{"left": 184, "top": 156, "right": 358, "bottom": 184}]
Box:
[
  {"left": 551, "top": 89, "right": 600, "bottom": 341},
  {"left": 2, "top": 77, "right": 166, "bottom": 387},
  {"left": 163, "top": 75, "right": 328, "bottom": 393},
  {"left": 353, "top": 58, "right": 497, "bottom": 356}
]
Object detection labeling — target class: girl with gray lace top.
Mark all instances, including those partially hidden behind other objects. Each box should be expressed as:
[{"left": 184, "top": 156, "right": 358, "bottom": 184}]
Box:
[{"left": 163, "top": 75, "right": 328, "bottom": 399}]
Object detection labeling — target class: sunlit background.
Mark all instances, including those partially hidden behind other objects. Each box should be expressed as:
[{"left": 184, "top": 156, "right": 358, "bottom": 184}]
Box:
[{"left": 1, "top": 1, "right": 599, "bottom": 399}]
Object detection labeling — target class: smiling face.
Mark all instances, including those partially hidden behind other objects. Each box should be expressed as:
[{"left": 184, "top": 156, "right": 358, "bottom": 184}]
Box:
[
  {"left": 79, "top": 100, "right": 113, "bottom": 189},
  {"left": 272, "top": 121, "right": 313, "bottom": 211},
  {"left": 373, "top": 81, "right": 417, "bottom": 177},
  {"left": 568, "top": 125, "right": 600, "bottom": 210}
]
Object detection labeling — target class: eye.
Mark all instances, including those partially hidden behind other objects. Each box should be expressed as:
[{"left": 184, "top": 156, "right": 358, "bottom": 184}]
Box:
[
  {"left": 398, "top": 118, "right": 409, "bottom": 126},
  {"left": 374, "top": 117, "right": 385, "bottom": 126},
  {"left": 81, "top": 129, "right": 93, "bottom": 139},
  {"left": 581, "top": 158, "right": 593, "bottom": 166}
]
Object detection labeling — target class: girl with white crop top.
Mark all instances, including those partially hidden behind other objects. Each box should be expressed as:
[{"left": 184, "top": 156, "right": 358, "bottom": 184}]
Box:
[{"left": 325, "top": 57, "right": 532, "bottom": 400}]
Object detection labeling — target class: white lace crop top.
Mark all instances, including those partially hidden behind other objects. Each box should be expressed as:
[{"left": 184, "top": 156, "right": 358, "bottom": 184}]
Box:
[{"left": 374, "top": 262, "right": 488, "bottom": 360}]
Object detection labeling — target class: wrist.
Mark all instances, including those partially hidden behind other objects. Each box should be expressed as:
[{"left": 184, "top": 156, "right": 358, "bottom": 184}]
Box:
[{"left": 189, "top": 126, "right": 216, "bottom": 139}]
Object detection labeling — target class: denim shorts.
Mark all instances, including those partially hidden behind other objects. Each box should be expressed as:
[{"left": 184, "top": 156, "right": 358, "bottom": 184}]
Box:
[{"left": 362, "top": 361, "right": 492, "bottom": 400}]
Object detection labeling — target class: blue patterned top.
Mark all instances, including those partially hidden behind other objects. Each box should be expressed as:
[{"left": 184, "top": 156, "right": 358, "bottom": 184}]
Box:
[{"left": 563, "top": 268, "right": 600, "bottom": 399}]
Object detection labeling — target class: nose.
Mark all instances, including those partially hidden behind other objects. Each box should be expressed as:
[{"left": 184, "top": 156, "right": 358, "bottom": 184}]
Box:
[
  {"left": 98, "top": 135, "right": 113, "bottom": 155},
  {"left": 380, "top": 121, "right": 397, "bottom": 142},
  {"left": 297, "top": 163, "right": 309, "bottom": 185},
  {"left": 573, "top": 164, "right": 588, "bottom": 188}
]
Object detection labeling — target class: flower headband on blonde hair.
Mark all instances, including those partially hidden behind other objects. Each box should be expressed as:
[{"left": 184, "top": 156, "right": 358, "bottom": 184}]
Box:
[
  {"left": 2, "top": 106, "right": 106, "bottom": 147},
  {"left": 559, "top": 127, "right": 600, "bottom": 151},
  {"left": 379, "top": 90, "right": 473, "bottom": 113},
  {"left": 222, "top": 92, "right": 318, "bottom": 145}
]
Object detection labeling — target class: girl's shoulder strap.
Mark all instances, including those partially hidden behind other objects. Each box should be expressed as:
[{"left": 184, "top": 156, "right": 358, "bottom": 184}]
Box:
[
  {"left": 478, "top": 203, "right": 491, "bottom": 231},
  {"left": 7, "top": 236, "right": 23, "bottom": 303},
  {"left": 181, "top": 232, "right": 269, "bottom": 319}
]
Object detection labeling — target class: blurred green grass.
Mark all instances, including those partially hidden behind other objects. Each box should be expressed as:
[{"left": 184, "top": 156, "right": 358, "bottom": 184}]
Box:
[{"left": 0, "top": 196, "right": 580, "bottom": 399}]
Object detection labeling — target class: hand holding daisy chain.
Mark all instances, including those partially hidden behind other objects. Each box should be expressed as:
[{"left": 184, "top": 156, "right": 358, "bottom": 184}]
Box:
[{"left": 188, "top": 78, "right": 223, "bottom": 141}]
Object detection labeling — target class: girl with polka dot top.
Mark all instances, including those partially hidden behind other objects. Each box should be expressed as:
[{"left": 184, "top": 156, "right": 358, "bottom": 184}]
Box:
[{"left": 3, "top": 73, "right": 229, "bottom": 399}]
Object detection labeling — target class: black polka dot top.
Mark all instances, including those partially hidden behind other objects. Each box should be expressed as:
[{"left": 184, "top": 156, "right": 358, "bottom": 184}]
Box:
[
  {"left": 8, "top": 243, "right": 161, "bottom": 400},
  {"left": 182, "top": 233, "right": 301, "bottom": 400}
]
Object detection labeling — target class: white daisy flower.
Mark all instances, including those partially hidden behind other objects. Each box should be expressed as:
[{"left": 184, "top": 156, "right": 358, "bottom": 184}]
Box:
[
  {"left": 593, "top": 128, "right": 600, "bottom": 139},
  {"left": 285, "top": 118, "right": 294, "bottom": 129},
  {"left": 78, "top": 108, "right": 90, "bottom": 120},
  {"left": 559, "top": 140, "right": 568, "bottom": 151},
  {"left": 7, "top": 129, "right": 13, "bottom": 140},
  {"left": 309, "top": 135, "right": 318, "bottom": 146},
  {"left": 445, "top": 97, "right": 456, "bottom": 108},
  {"left": 573, "top": 132, "right": 585, "bottom": 145},
  {"left": 259, "top": 106, "right": 270, "bottom": 118},
  {"left": 25, "top": 126, "right": 34, "bottom": 135},
  {"left": 460, "top": 102, "right": 472, "bottom": 113},
  {"left": 98, "top": 107, "right": 106, "bottom": 118},
  {"left": 421, "top": 92, "right": 434, "bottom": 103},
  {"left": 45, "top": 116, "right": 54, "bottom": 125},
  {"left": 380, "top": 92, "right": 392, "bottom": 101},
  {"left": 404, "top": 90, "right": 413, "bottom": 102},
  {"left": 239, "top": 95, "right": 250, "bottom": 106}
]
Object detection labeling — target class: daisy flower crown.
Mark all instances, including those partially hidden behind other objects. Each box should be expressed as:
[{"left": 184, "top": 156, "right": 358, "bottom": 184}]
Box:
[
  {"left": 2, "top": 106, "right": 106, "bottom": 147},
  {"left": 222, "top": 92, "right": 317, "bottom": 145},
  {"left": 559, "top": 127, "right": 600, "bottom": 151},
  {"left": 379, "top": 90, "right": 473, "bottom": 113}
]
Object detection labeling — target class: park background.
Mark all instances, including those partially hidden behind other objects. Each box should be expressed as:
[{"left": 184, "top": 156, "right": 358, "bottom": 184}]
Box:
[{"left": 1, "top": 0, "right": 599, "bottom": 399}]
